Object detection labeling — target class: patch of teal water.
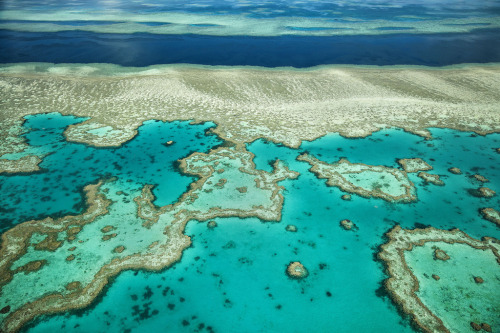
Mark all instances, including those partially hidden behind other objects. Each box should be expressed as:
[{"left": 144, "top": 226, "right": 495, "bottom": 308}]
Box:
[
  {"left": 0, "top": 113, "right": 222, "bottom": 232},
  {"left": 300, "top": 128, "right": 429, "bottom": 167},
  {"left": 14, "top": 127, "right": 500, "bottom": 332}
]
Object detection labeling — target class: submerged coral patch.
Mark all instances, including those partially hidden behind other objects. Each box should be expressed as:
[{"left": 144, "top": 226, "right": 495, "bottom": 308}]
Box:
[
  {"left": 298, "top": 153, "right": 416, "bottom": 203},
  {"left": 397, "top": 158, "right": 433, "bottom": 173},
  {"left": 472, "top": 174, "right": 489, "bottom": 183},
  {"left": 378, "top": 226, "right": 500, "bottom": 333},
  {"left": 447, "top": 167, "right": 461, "bottom": 175},
  {"left": 479, "top": 208, "right": 500, "bottom": 227},
  {"left": 340, "top": 219, "right": 357, "bottom": 231},
  {"left": 286, "top": 262, "right": 308, "bottom": 279},
  {"left": 417, "top": 172, "right": 444, "bottom": 186},
  {"left": 0, "top": 155, "right": 42, "bottom": 174},
  {"left": 64, "top": 120, "right": 137, "bottom": 147},
  {"left": 477, "top": 187, "right": 496, "bottom": 198}
]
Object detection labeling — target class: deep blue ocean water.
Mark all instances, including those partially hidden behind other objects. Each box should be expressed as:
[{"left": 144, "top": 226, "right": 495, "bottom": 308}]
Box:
[{"left": 1, "top": 29, "right": 500, "bottom": 67}]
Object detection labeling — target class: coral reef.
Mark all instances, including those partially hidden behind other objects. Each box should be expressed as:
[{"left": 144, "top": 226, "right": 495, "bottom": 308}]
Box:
[
  {"left": 339, "top": 219, "right": 357, "bottom": 231},
  {"left": 341, "top": 194, "right": 352, "bottom": 201},
  {"left": 113, "top": 246, "right": 125, "bottom": 254},
  {"left": 477, "top": 187, "right": 496, "bottom": 198},
  {"left": 471, "top": 322, "right": 482, "bottom": 331},
  {"left": 417, "top": 172, "right": 445, "bottom": 186},
  {"left": 397, "top": 158, "right": 433, "bottom": 173},
  {"left": 207, "top": 221, "right": 218, "bottom": 229},
  {"left": 0, "top": 155, "right": 42, "bottom": 174},
  {"left": 479, "top": 208, "right": 500, "bottom": 226},
  {"left": 472, "top": 174, "right": 489, "bottom": 182},
  {"left": 433, "top": 248, "right": 450, "bottom": 261},
  {"left": 286, "top": 262, "right": 308, "bottom": 279},
  {"left": 378, "top": 226, "right": 500, "bottom": 333},
  {"left": 482, "top": 323, "right": 492, "bottom": 332},
  {"left": 2, "top": 65, "right": 500, "bottom": 148},
  {"left": 0, "top": 147, "right": 298, "bottom": 332},
  {"left": 448, "top": 167, "right": 462, "bottom": 175},
  {"left": 298, "top": 153, "right": 416, "bottom": 203},
  {"left": 64, "top": 120, "right": 136, "bottom": 147},
  {"left": 473, "top": 276, "right": 484, "bottom": 284}
]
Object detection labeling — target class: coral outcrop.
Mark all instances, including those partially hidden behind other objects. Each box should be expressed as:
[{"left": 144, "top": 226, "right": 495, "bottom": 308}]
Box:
[
  {"left": 286, "top": 262, "right": 308, "bottom": 279},
  {"left": 298, "top": 153, "right": 416, "bottom": 203}
]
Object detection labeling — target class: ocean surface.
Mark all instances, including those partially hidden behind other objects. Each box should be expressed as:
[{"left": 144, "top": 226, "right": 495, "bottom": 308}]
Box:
[
  {"left": 1, "top": 0, "right": 500, "bottom": 67},
  {"left": 2, "top": 29, "right": 500, "bottom": 67},
  {"left": 1, "top": 0, "right": 500, "bottom": 332}
]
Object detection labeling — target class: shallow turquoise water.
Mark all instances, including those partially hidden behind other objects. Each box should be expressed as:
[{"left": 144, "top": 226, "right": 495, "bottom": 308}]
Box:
[
  {"left": 1, "top": 113, "right": 498, "bottom": 332},
  {"left": 405, "top": 242, "right": 500, "bottom": 332}
]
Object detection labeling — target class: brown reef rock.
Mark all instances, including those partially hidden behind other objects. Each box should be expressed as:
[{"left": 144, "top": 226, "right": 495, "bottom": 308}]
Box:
[
  {"left": 433, "top": 248, "right": 450, "bottom": 261},
  {"left": 340, "top": 219, "right": 357, "bottom": 231},
  {"left": 448, "top": 167, "right": 462, "bottom": 175},
  {"left": 286, "top": 262, "right": 308, "bottom": 279}
]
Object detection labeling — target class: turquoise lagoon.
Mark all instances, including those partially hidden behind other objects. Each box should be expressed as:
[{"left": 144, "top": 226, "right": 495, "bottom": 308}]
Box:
[{"left": 1, "top": 113, "right": 499, "bottom": 332}]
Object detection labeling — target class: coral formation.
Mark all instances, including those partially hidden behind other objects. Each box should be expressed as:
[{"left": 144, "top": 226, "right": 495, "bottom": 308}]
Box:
[
  {"left": 207, "top": 221, "right": 218, "bottom": 229},
  {"left": 479, "top": 208, "right": 500, "bottom": 226},
  {"left": 397, "top": 158, "right": 433, "bottom": 173},
  {"left": 482, "top": 323, "right": 492, "bottom": 332},
  {"left": 472, "top": 174, "right": 489, "bottom": 182},
  {"left": 477, "top": 187, "right": 496, "bottom": 198},
  {"left": 378, "top": 225, "right": 500, "bottom": 333},
  {"left": 471, "top": 322, "right": 482, "bottom": 331},
  {"left": 298, "top": 153, "right": 416, "bottom": 203},
  {"left": 2, "top": 65, "right": 500, "bottom": 149},
  {"left": 340, "top": 219, "right": 357, "bottom": 231},
  {"left": 417, "top": 172, "right": 445, "bottom": 186},
  {"left": 0, "top": 155, "right": 42, "bottom": 174},
  {"left": 433, "top": 248, "right": 450, "bottom": 261},
  {"left": 448, "top": 167, "right": 461, "bottom": 175},
  {"left": 0, "top": 147, "right": 298, "bottom": 332},
  {"left": 473, "top": 276, "right": 484, "bottom": 284},
  {"left": 286, "top": 262, "right": 308, "bottom": 279},
  {"left": 236, "top": 187, "right": 247, "bottom": 193},
  {"left": 113, "top": 246, "right": 125, "bottom": 254}
]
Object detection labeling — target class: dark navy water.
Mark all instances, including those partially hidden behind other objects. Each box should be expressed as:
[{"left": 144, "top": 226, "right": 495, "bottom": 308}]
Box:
[{"left": 1, "top": 29, "right": 500, "bottom": 67}]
